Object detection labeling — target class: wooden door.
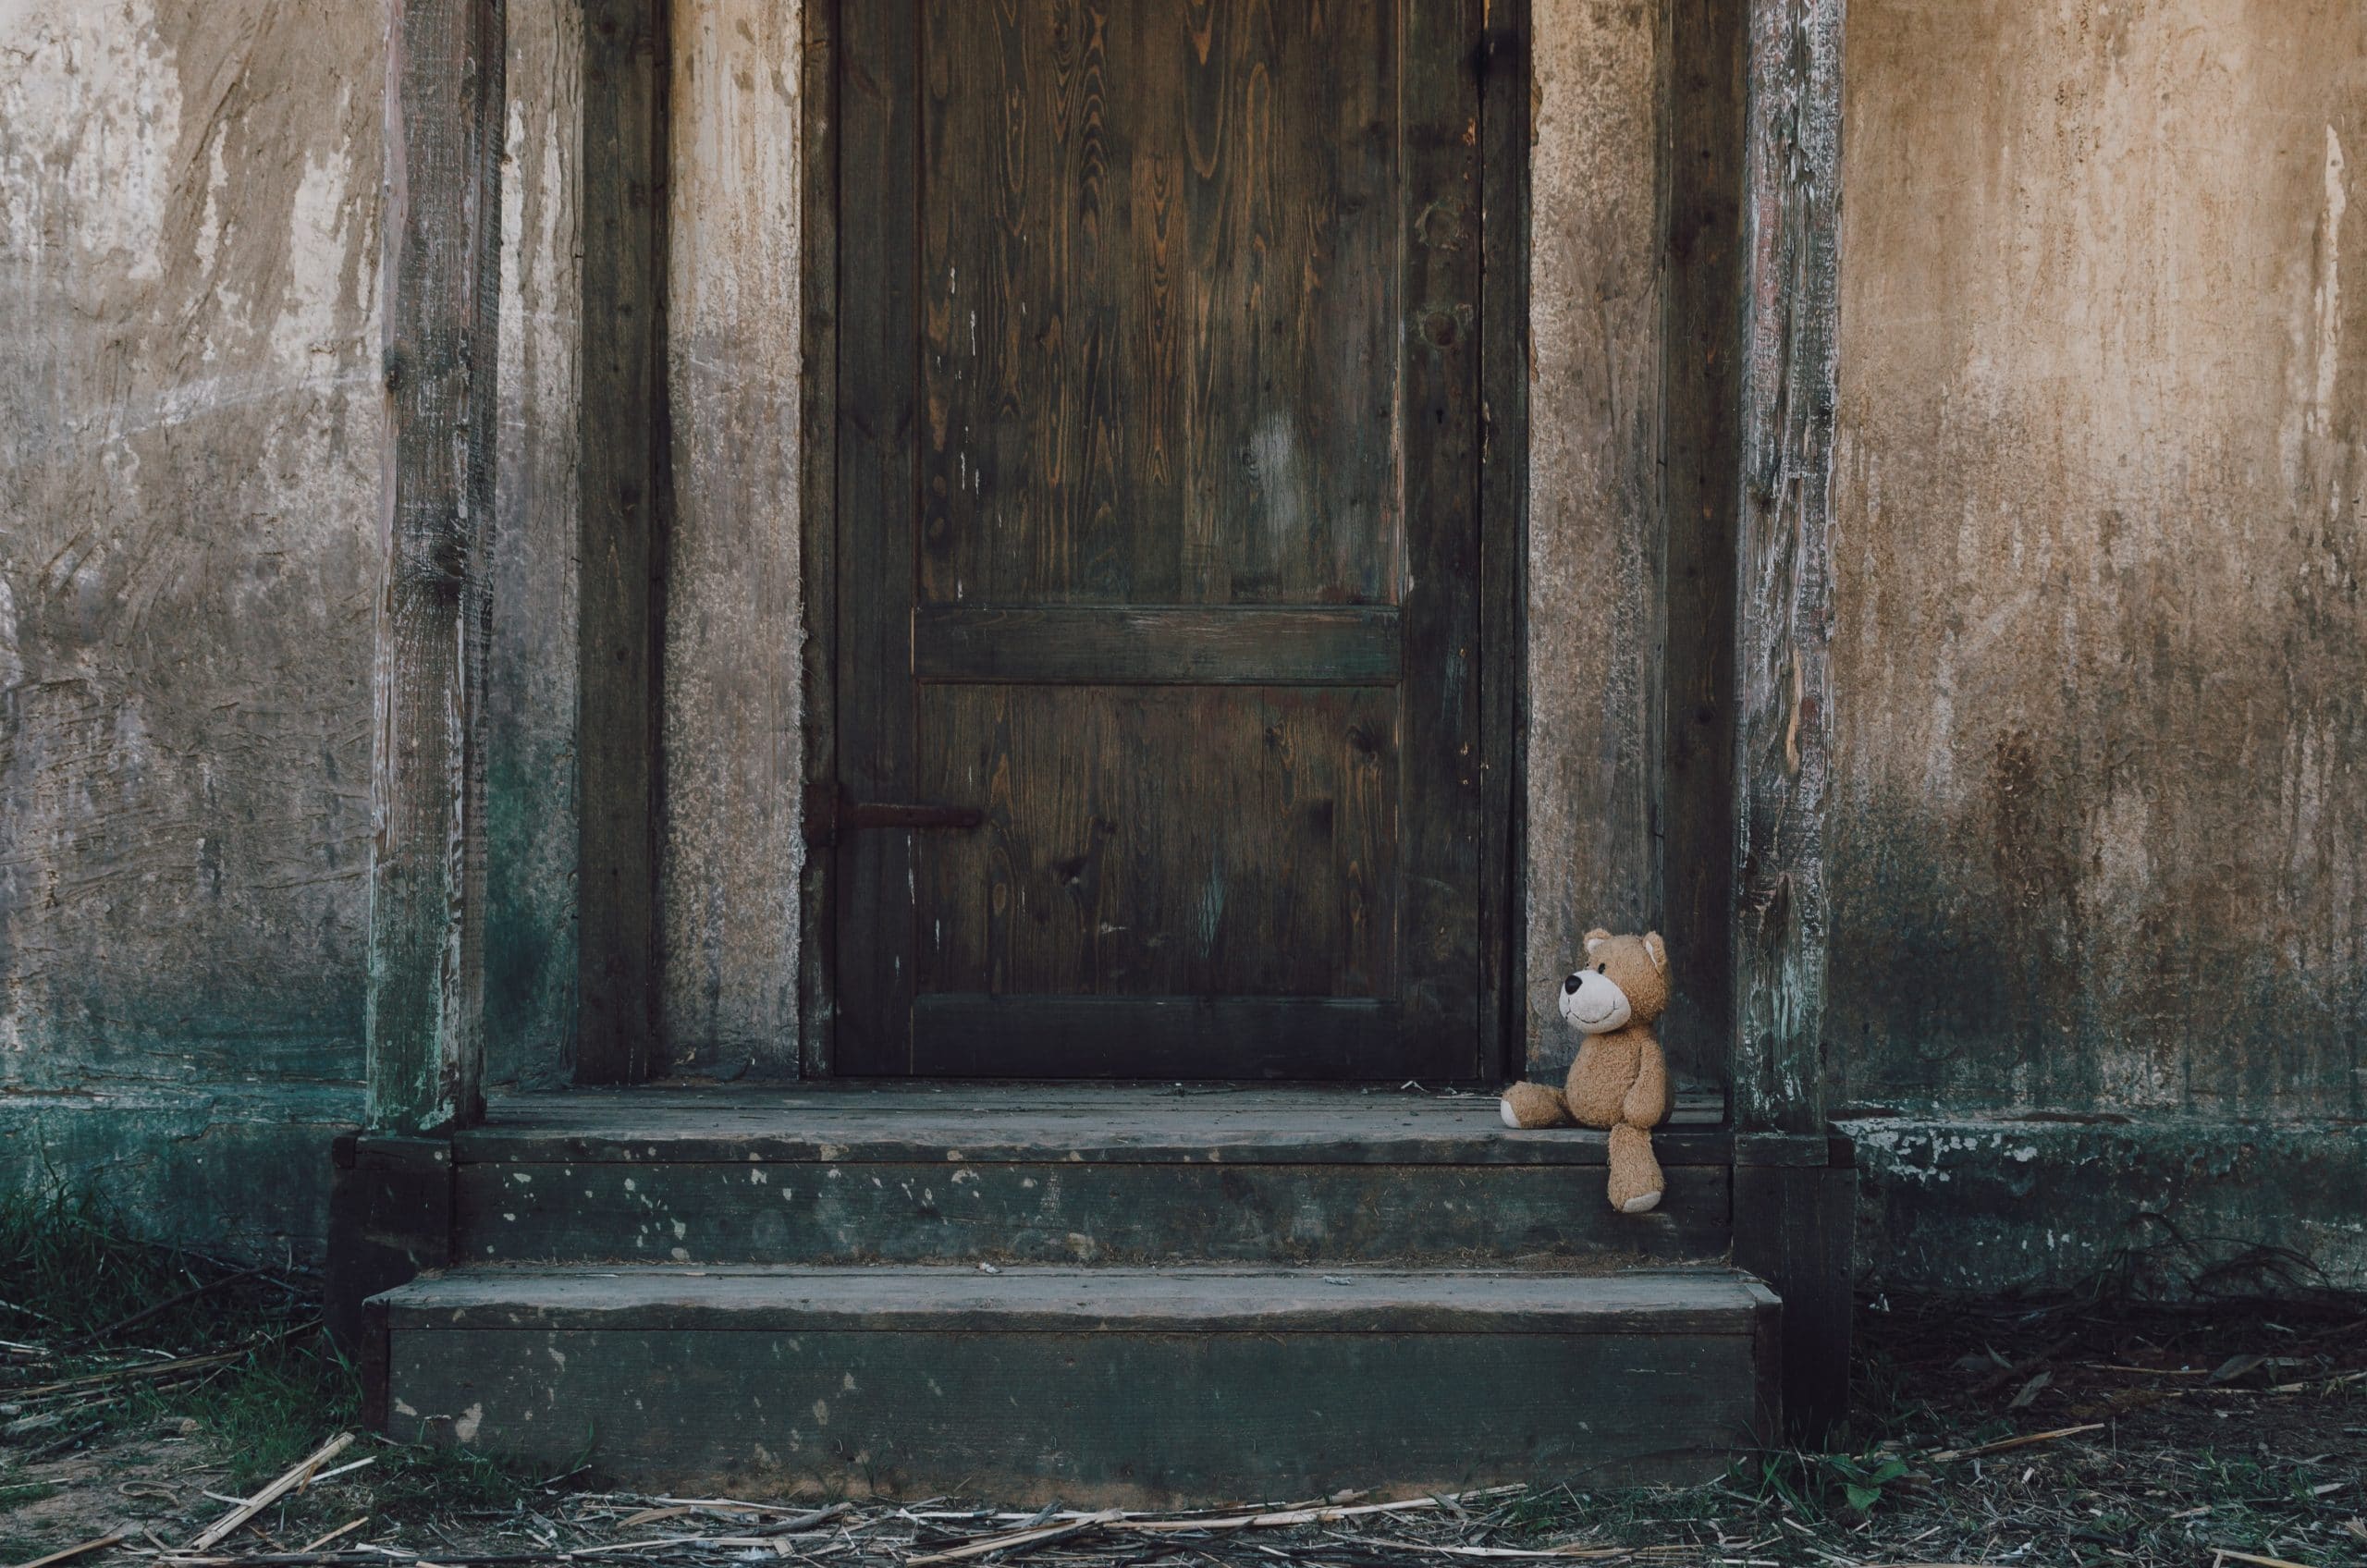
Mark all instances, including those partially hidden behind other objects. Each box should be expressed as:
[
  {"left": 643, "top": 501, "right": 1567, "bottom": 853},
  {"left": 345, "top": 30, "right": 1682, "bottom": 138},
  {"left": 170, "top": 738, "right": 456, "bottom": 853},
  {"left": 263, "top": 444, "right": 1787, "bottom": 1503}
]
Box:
[{"left": 832, "top": 0, "right": 1485, "bottom": 1078}]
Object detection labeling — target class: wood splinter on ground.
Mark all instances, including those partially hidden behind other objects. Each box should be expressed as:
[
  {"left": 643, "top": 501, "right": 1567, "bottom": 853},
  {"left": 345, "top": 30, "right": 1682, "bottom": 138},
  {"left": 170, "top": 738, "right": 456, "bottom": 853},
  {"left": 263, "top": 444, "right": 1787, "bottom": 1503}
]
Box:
[
  {"left": 5, "top": 1535, "right": 125, "bottom": 1568},
  {"left": 1925, "top": 1422, "right": 2105, "bottom": 1464},
  {"left": 184, "top": 1432, "right": 356, "bottom": 1552}
]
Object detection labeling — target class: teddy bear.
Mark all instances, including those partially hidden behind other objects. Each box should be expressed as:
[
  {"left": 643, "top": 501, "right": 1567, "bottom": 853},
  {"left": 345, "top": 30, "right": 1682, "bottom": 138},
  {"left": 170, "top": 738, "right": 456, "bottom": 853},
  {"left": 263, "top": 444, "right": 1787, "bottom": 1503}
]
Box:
[{"left": 1499, "top": 928, "right": 1671, "bottom": 1214}]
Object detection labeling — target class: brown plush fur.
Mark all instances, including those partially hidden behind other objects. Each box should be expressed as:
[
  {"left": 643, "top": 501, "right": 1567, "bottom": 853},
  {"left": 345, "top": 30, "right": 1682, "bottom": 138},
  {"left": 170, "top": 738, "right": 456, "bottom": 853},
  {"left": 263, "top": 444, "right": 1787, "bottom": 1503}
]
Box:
[{"left": 1501, "top": 929, "right": 1673, "bottom": 1214}]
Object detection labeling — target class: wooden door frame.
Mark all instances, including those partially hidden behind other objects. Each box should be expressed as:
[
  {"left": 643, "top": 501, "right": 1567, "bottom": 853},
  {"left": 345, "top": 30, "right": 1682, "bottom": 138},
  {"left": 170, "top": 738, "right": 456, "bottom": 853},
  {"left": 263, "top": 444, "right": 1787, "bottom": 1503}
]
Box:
[
  {"left": 362, "top": 0, "right": 1840, "bottom": 1119},
  {"left": 792, "top": 0, "right": 1536, "bottom": 1082}
]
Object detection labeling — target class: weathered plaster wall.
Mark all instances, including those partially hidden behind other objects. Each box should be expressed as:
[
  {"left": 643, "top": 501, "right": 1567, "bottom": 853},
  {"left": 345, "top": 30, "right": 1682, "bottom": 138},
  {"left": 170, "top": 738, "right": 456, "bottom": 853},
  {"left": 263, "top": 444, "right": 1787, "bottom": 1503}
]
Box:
[
  {"left": 0, "top": 0, "right": 385, "bottom": 1092},
  {"left": 1831, "top": 0, "right": 2365, "bottom": 1121},
  {"left": 1831, "top": 0, "right": 2366, "bottom": 1292},
  {"left": 660, "top": 0, "right": 805, "bottom": 1074},
  {"left": 1524, "top": 0, "right": 1670, "bottom": 1079},
  {"left": 0, "top": 1, "right": 583, "bottom": 1252}
]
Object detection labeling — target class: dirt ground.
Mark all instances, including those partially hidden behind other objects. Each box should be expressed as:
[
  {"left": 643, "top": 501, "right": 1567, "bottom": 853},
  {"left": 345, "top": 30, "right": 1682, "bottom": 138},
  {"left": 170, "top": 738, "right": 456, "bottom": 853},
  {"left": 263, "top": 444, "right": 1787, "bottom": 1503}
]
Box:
[{"left": 4, "top": 1269, "right": 2362, "bottom": 1568}]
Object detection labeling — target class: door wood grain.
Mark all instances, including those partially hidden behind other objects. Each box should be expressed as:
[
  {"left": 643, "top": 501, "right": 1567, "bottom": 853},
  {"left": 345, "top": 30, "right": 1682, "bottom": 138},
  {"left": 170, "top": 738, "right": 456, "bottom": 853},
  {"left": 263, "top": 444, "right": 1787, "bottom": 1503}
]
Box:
[{"left": 836, "top": 0, "right": 1490, "bottom": 1079}]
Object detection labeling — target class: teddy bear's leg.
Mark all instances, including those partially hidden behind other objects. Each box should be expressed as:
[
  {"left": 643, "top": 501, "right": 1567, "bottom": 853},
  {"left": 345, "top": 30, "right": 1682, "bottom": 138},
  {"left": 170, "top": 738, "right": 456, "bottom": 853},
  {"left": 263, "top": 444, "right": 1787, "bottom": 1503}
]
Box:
[
  {"left": 1606, "top": 1122, "right": 1664, "bottom": 1214},
  {"left": 1498, "top": 1082, "right": 1572, "bottom": 1128}
]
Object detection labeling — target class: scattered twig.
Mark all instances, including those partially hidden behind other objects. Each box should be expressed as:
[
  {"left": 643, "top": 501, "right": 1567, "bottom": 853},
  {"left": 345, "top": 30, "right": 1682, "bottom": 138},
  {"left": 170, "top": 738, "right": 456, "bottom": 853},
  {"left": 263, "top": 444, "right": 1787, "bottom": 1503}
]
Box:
[
  {"left": 1926, "top": 1423, "right": 2104, "bottom": 1463},
  {"left": 749, "top": 1504, "right": 857, "bottom": 1538},
  {"left": 299, "top": 1524, "right": 370, "bottom": 1555},
  {"left": 6, "top": 1339, "right": 281, "bottom": 1400},
  {"left": 8, "top": 1537, "right": 126, "bottom": 1568},
  {"left": 303, "top": 1457, "right": 377, "bottom": 1488},
  {"left": 187, "top": 1432, "right": 357, "bottom": 1551},
  {"left": 907, "top": 1510, "right": 1125, "bottom": 1566},
  {"left": 1121, "top": 1489, "right": 1529, "bottom": 1536}
]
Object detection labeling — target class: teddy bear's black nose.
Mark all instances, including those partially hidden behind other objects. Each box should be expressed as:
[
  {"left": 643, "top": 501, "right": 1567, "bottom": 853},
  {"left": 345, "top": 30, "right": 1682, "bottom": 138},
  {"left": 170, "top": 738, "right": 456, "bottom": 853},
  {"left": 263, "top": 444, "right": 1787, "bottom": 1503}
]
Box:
[{"left": 1564, "top": 974, "right": 1582, "bottom": 994}]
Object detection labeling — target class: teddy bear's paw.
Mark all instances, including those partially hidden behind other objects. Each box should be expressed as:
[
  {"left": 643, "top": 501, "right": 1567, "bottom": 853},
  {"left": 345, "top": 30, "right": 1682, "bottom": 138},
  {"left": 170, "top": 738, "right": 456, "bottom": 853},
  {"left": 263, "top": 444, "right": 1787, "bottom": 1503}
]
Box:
[
  {"left": 1605, "top": 1121, "right": 1665, "bottom": 1215},
  {"left": 1498, "top": 1082, "right": 1569, "bottom": 1129}
]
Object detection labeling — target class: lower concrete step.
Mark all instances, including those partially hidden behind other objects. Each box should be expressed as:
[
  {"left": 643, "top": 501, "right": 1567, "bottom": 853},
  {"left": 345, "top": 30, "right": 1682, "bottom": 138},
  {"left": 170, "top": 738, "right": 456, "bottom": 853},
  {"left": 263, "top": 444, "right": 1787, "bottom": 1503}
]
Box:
[{"left": 371, "top": 1263, "right": 1778, "bottom": 1501}]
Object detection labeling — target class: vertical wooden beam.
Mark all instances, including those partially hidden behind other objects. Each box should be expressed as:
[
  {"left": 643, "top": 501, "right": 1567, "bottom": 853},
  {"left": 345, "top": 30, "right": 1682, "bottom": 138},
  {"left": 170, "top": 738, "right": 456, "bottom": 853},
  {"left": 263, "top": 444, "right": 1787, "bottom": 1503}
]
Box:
[
  {"left": 798, "top": 0, "right": 842, "bottom": 1078},
  {"left": 1730, "top": 0, "right": 1843, "bottom": 1135},
  {"left": 1400, "top": 0, "right": 1489, "bottom": 1069},
  {"left": 1477, "top": 4, "right": 1533, "bottom": 1081},
  {"left": 369, "top": 0, "right": 506, "bottom": 1133},
  {"left": 1728, "top": 0, "right": 1853, "bottom": 1447},
  {"left": 830, "top": 0, "right": 920, "bottom": 1075},
  {"left": 1521, "top": 2, "right": 1666, "bottom": 1076},
  {"left": 1733, "top": 1143, "right": 1858, "bottom": 1440},
  {"left": 576, "top": 0, "right": 668, "bottom": 1084},
  {"left": 1661, "top": 0, "right": 1744, "bottom": 1101}
]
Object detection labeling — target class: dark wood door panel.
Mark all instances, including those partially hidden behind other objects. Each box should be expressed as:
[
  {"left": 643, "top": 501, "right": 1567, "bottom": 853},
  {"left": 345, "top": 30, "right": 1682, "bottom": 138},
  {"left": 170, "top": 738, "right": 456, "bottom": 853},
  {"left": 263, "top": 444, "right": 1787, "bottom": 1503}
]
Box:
[
  {"left": 915, "top": 683, "right": 1397, "bottom": 999},
  {"left": 836, "top": 0, "right": 1487, "bottom": 1079},
  {"left": 919, "top": 0, "right": 1400, "bottom": 606}
]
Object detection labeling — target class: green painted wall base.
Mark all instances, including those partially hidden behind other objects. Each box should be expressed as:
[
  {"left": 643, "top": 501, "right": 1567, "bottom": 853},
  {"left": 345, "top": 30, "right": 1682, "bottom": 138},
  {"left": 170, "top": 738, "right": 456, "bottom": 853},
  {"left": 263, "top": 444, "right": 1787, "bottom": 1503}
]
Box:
[
  {"left": 0, "top": 1084, "right": 361, "bottom": 1264},
  {"left": 1843, "top": 1116, "right": 2367, "bottom": 1296}
]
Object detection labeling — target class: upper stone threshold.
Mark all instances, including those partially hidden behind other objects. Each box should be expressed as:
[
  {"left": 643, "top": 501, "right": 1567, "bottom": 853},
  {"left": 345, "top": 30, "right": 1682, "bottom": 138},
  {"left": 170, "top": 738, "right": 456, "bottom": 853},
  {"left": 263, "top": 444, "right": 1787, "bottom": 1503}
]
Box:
[{"left": 455, "top": 1082, "right": 1730, "bottom": 1167}]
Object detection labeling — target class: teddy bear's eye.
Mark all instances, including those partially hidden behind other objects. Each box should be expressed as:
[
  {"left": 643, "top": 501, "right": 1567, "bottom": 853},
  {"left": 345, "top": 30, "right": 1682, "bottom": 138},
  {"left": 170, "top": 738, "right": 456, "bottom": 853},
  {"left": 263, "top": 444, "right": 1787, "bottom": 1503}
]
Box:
[{"left": 1594, "top": 962, "right": 1606, "bottom": 974}]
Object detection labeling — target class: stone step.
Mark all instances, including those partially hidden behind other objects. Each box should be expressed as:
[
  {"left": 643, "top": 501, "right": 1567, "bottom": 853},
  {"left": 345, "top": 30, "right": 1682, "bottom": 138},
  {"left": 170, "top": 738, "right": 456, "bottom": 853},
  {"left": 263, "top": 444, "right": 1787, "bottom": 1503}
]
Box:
[
  {"left": 449, "top": 1085, "right": 1734, "bottom": 1267},
  {"left": 369, "top": 1262, "right": 1778, "bottom": 1501}
]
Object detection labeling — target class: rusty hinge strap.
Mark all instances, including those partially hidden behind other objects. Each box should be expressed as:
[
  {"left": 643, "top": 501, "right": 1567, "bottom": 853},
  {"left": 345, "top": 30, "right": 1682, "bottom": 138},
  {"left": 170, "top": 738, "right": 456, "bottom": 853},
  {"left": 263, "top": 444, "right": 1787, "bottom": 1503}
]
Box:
[{"left": 803, "top": 783, "right": 984, "bottom": 847}]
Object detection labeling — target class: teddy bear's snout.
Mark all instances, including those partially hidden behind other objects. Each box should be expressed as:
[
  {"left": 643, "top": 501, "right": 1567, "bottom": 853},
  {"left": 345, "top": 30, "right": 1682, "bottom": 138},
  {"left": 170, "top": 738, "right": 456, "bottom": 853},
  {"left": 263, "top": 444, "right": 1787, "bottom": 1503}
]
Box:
[{"left": 1558, "top": 967, "right": 1635, "bottom": 1035}]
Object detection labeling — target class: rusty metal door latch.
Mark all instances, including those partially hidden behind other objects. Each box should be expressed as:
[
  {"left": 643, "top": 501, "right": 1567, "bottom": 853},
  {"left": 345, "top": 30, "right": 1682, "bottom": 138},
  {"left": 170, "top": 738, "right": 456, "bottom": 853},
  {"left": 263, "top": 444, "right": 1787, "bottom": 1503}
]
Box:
[{"left": 802, "top": 782, "right": 985, "bottom": 848}]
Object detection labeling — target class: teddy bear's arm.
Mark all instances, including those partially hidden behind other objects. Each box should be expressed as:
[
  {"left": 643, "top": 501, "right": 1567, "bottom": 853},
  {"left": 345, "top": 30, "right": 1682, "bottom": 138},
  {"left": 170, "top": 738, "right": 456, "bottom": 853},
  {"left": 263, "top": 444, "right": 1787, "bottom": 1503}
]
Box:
[{"left": 1620, "top": 1037, "right": 1669, "bottom": 1129}]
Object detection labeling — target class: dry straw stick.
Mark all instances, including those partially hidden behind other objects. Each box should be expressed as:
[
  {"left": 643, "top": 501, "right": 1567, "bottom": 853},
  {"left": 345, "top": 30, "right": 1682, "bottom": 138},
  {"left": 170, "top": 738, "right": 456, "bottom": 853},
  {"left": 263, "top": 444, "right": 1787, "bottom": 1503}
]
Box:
[
  {"left": 6, "top": 1536, "right": 125, "bottom": 1568},
  {"left": 299, "top": 1519, "right": 371, "bottom": 1553},
  {"left": 186, "top": 1431, "right": 357, "bottom": 1551},
  {"left": 1927, "top": 1422, "right": 2104, "bottom": 1463},
  {"left": 908, "top": 1510, "right": 1126, "bottom": 1565}
]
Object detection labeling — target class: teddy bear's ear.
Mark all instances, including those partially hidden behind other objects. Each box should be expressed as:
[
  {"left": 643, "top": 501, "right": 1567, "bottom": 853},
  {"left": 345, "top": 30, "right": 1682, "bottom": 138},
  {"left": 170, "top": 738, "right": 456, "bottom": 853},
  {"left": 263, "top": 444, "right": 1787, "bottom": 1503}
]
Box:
[
  {"left": 1584, "top": 928, "right": 1612, "bottom": 955},
  {"left": 1643, "top": 931, "right": 1667, "bottom": 972}
]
